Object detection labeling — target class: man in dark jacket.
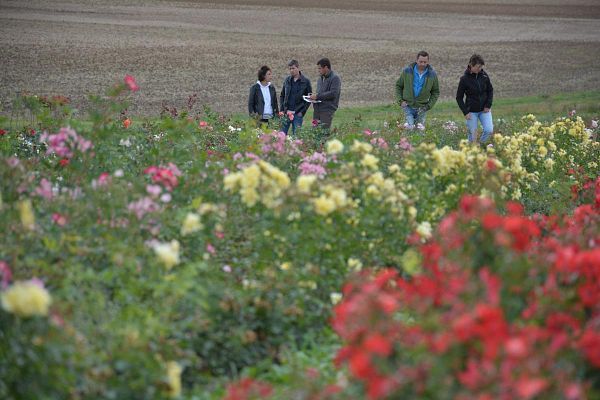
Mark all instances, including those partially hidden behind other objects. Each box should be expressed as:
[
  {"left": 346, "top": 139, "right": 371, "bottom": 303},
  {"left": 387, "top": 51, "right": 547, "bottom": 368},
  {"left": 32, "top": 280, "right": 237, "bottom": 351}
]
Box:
[
  {"left": 396, "top": 51, "right": 440, "bottom": 131},
  {"left": 309, "top": 58, "right": 341, "bottom": 132},
  {"left": 456, "top": 54, "right": 494, "bottom": 144},
  {"left": 279, "top": 59, "right": 312, "bottom": 135}
]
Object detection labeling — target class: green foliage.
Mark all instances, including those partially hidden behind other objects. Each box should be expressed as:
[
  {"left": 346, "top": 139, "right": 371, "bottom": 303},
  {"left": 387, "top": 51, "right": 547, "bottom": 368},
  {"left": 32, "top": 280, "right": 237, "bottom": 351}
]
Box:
[{"left": 0, "top": 84, "right": 598, "bottom": 398}]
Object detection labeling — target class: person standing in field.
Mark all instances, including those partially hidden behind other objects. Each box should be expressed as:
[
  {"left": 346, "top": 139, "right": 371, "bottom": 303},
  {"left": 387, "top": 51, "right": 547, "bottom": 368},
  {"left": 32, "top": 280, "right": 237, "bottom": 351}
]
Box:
[
  {"left": 279, "top": 59, "right": 312, "bottom": 135},
  {"left": 248, "top": 65, "right": 279, "bottom": 125},
  {"left": 456, "top": 54, "right": 495, "bottom": 144},
  {"left": 309, "top": 58, "right": 341, "bottom": 133},
  {"left": 395, "top": 50, "right": 440, "bottom": 131}
]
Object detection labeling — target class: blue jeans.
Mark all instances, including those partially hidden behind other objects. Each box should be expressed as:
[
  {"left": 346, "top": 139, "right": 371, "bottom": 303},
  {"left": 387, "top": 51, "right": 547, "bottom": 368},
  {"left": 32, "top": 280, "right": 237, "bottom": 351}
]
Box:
[
  {"left": 402, "top": 105, "right": 427, "bottom": 127},
  {"left": 466, "top": 111, "right": 494, "bottom": 143},
  {"left": 281, "top": 113, "right": 304, "bottom": 135}
]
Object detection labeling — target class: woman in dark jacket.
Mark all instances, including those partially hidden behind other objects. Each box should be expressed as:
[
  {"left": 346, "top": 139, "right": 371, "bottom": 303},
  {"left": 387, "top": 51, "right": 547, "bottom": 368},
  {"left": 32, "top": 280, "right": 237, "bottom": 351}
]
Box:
[
  {"left": 456, "top": 54, "right": 494, "bottom": 144},
  {"left": 248, "top": 65, "right": 278, "bottom": 124}
]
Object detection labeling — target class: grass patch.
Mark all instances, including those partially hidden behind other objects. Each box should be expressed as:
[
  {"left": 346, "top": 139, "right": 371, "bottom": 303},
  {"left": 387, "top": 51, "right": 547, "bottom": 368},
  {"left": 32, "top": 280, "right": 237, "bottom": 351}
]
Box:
[{"left": 332, "top": 90, "right": 600, "bottom": 129}]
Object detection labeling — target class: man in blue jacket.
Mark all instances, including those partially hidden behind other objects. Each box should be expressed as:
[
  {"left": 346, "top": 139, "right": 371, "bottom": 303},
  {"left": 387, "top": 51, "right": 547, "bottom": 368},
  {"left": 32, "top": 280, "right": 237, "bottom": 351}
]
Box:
[{"left": 279, "top": 59, "right": 312, "bottom": 135}]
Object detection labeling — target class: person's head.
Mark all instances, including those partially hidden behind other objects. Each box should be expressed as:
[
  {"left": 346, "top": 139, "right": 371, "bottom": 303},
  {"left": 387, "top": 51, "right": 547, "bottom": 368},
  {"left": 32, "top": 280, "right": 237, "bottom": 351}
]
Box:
[
  {"left": 257, "top": 65, "right": 272, "bottom": 83},
  {"left": 416, "top": 51, "right": 429, "bottom": 71},
  {"left": 288, "top": 59, "right": 300, "bottom": 78},
  {"left": 468, "top": 54, "right": 485, "bottom": 74},
  {"left": 317, "top": 58, "right": 331, "bottom": 76}
]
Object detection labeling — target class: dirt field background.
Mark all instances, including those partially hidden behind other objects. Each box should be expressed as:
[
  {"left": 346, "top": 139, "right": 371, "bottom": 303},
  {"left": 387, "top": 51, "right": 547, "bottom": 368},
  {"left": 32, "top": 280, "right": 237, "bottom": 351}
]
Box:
[{"left": 1, "top": 0, "right": 599, "bottom": 115}]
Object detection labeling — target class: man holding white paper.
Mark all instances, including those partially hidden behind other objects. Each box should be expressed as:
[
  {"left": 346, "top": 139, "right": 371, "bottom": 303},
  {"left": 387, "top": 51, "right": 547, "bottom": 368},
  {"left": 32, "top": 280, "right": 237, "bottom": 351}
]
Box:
[{"left": 309, "top": 58, "right": 341, "bottom": 132}]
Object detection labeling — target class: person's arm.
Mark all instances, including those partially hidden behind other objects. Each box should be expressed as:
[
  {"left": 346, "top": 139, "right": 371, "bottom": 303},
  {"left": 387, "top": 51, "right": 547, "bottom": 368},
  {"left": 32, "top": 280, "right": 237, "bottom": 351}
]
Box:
[
  {"left": 297, "top": 80, "right": 312, "bottom": 116},
  {"left": 395, "top": 73, "right": 405, "bottom": 105},
  {"left": 317, "top": 76, "right": 341, "bottom": 101},
  {"left": 484, "top": 75, "right": 494, "bottom": 110},
  {"left": 248, "top": 85, "right": 256, "bottom": 116},
  {"left": 426, "top": 75, "right": 440, "bottom": 111},
  {"left": 279, "top": 80, "right": 286, "bottom": 112},
  {"left": 456, "top": 78, "right": 468, "bottom": 115},
  {"left": 272, "top": 86, "right": 279, "bottom": 114}
]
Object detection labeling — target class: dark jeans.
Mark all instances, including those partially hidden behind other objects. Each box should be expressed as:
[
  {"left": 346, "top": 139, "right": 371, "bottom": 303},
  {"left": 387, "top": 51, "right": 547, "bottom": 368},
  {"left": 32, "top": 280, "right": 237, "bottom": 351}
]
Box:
[{"left": 281, "top": 114, "right": 304, "bottom": 135}]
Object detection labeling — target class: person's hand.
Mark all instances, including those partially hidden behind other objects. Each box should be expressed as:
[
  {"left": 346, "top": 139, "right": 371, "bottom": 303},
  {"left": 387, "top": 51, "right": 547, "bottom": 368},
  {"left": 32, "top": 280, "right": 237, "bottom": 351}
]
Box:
[
  {"left": 309, "top": 93, "right": 317, "bottom": 101},
  {"left": 297, "top": 112, "right": 302, "bottom": 117},
  {"left": 465, "top": 113, "right": 472, "bottom": 120},
  {"left": 483, "top": 107, "right": 491, "bottom": 113},
  {"left": 278, "top": 111, "right": 284, "bottom": 117},
  {"left": 401, "top": 101, "right": 407, "bottom": 108}
]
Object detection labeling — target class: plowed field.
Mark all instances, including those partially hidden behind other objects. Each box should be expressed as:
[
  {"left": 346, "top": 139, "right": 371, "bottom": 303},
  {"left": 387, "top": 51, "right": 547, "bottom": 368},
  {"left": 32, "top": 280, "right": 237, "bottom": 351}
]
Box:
[{"left": 1, "top": 0, "right": 599, "bottom": 115}]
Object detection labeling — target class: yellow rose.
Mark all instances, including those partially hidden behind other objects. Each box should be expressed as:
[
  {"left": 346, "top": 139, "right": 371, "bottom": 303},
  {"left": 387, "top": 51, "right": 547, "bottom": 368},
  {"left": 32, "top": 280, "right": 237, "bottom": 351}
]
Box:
[
  {"left": 416, "top": 221, "right": 432, "bottom": 239},
  {"left": 351, "top": 140, "right": 373, "bottom": 153},
  {"left": 18, "top": 199, "right": 35, "bottom": 230},
  {"left": 153, "top": 240, "right": 180, "bottom": 270},
  {"left": 296, "top": 175, "right": 317, "bottom": 194},
  {"left": 279, "top": 262, "right": 292, "bottom": 271},
  {"left": 165, "top": 361, "right": 182, "bottom": 398},
  {"left": 223, "top": 172, "right": 241, "bottom": 191},
  {"left": 180, "top": 213, "right": 202, "bottom": 236},
  {"left": 368, "top": 172, "right": 385, "bottom": 188},
  {"left": 330, "top": 292, "right": 343, "bottom": 305},
  {"left": 240, "top": 187, "right": 259, "bottom": 207},
  {"left": 241, "top": 164, "right": 261, "bottom": 189},
  {"left": 313, "top": 195, "right": 336, "bottom": 216},
  {"left": 347, "top": 257, "right": 363, "bottom": 271},
  {"left": 328, "top": 188, "right": 348, "bottom": 208},
  {"left": 366, "top": 185, "right": 380, "bottom": 197},
  {"left": 326, "top": 139, "right": 344, "bottom": 155},
  {"left": 361, "top": 154, "right": 379, "bottom": 170},
  {"left": 272, "top": 170, "right": 290, "bottom": 189},
  {"left": 408, "top": 206, "right": 417, "bottom": 219},
  {"left": 1, "top": 280, "right": 52, "bottom": 317}
]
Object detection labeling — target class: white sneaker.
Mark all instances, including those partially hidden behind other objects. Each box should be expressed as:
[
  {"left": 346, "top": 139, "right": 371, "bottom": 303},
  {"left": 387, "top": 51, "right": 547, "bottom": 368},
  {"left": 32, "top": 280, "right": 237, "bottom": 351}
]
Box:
[
  {"left": 416, "top": 123, "right": 425, "bottom": 131},
  {"left": 403, "top": 123, "right": 414, "bottom": 130}
]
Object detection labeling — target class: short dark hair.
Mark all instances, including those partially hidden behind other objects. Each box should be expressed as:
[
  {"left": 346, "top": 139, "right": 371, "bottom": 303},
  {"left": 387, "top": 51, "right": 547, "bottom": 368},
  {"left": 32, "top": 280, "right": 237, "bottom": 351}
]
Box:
[
  {"left": 257, "top": 65, "right": 271, "bottom": 81},
  {"left": 317, "top": 58, "right": 331, "bottom": 69},
  {"left": 417, "top": 51, "right": 429, "bottom": 59},
  {"left": 287, "top": 59, "right": 299, "bottom": 68},
  {"left": 469, "top": 54, "right": 485, "bottom": 66}
]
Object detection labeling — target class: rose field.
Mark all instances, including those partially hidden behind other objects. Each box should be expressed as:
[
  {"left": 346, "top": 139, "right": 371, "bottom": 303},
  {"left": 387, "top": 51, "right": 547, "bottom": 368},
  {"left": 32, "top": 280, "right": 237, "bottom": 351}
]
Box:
[
  {"left": 1, "top": 76, "right": 599, "bottom": 399},
  {"left": 2, "top": 0, "right": 600, "bottom": 398}
]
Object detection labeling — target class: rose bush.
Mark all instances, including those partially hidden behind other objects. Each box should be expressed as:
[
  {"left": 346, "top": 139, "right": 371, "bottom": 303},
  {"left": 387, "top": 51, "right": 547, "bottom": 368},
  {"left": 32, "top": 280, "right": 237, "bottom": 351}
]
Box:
[
  {"left": 0, "top": 78, "right": 598, "bottom": 398},
  {"left": 333, "top": 184, "right": 600, "bottom": 399}
]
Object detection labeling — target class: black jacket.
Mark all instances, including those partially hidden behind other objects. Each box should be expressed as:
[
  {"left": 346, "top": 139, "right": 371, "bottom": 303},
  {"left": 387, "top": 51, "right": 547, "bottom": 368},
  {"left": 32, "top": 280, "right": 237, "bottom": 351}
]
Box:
[
  {"left": 280, "top": 73, "right": 312, "bottom": 116},
  {"left": 248, "top": 83, "right": 278, "bottom": 117},
  {"left": 456, "top": 67, "right": 494, "bottom": 115}
]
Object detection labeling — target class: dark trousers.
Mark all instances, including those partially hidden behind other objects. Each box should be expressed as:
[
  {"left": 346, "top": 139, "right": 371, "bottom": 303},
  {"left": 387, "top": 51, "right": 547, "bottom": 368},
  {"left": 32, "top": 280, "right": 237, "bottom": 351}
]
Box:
[{"left": 313, "top": 109, "right": 335, "bottom": 130}]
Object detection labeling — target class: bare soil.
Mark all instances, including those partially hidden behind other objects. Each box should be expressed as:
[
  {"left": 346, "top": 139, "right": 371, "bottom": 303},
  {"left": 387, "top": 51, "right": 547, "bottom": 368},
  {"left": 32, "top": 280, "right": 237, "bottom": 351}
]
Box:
[{"left": 1, "top": 0, "right": 599, "bottom": 115}]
